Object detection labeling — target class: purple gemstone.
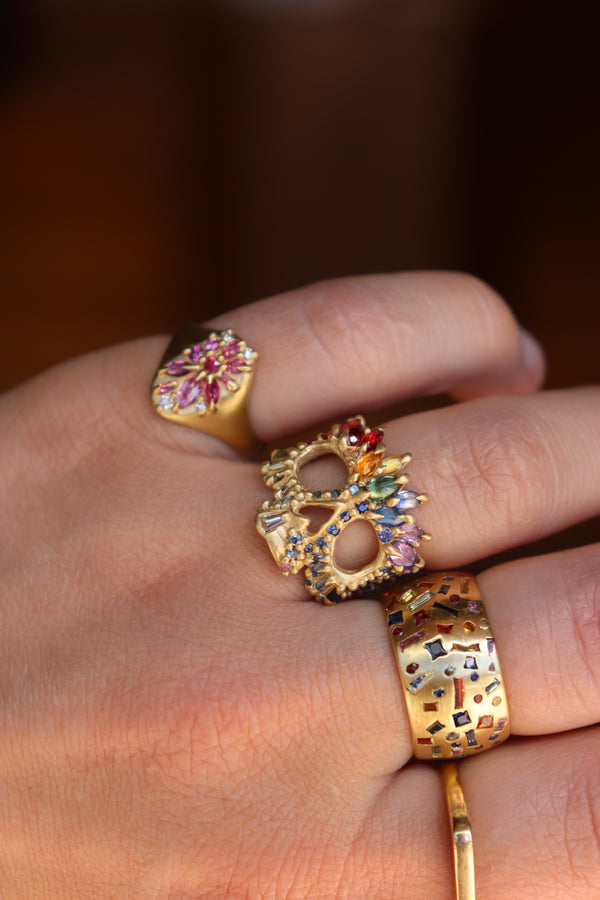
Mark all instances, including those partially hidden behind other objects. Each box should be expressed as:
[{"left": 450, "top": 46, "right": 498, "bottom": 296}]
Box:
[
  {"left": 204, "top": 355, "right": 220, "bottom": 374},
  {"left": 397, "top": 522, "right": 425, "bottom": 544},
  {"left": 204, "top": 337, "right": 219, "bottom": 351},
  {"left": 166, "top": 359, "right": 189, "bottom": 376},
  {"left": 261, "top": 513, "right": 285, "bottom": 533},
  {"left": 189, "top": 344, "right": 204, "bottom": 362},
  {"left": 205, "top": 381, "right": 220, "bottom": 405},
  {"left": 389, "top": 540, "right": 418, "bottom": 567},
  {"left": 176, "top": 376, "right": 201, "bottom": 408},
  {"left": 222, "top": 341, "right": 240, "bottom": 359}
]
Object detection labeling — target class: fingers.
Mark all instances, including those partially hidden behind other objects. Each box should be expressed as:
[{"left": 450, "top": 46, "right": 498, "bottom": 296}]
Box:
[
  {"left": 387, "top": 386, "right": 600, "bottom": 565},
  {"left": 363, "top": 728, "right": 600, "bottom": 899},
  {"left": 479, "top": 543, "right": 600, "bottom": 735},
  {"left": 210, "top": 272, "right": 544, "bottom": 442}
]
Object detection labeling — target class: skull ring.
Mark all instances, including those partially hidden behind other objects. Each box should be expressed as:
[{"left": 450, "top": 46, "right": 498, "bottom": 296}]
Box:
[{"left": 255, "top": 417, "right": 431, "bottom": 603}]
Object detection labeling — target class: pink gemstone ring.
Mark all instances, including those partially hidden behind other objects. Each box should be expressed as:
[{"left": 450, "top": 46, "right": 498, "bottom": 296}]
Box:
[
  {"left": 151, "top": 324, "right": 259, "bottom": 455},
  {"left": 255, "top": 416, "right": 431, "bottom": 602}
]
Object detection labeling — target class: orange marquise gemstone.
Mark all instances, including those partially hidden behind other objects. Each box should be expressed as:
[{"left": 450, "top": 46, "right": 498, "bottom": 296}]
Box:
[{"left": 354, "top": 450, "right": 383, "bottom": 477}]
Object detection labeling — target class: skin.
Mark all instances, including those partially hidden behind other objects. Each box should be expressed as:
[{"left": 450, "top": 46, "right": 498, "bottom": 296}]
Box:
[{"left": 0, "top": 271, "right": 598, "bottom": 899}]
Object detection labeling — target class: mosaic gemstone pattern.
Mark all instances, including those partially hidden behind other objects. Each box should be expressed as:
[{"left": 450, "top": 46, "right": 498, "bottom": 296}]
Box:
[{"left": 386, "top": 571, "right": 509, "bottom": 759}]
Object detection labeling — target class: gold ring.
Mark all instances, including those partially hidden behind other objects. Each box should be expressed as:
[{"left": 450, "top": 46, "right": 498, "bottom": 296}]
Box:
[
  {"left": 443, "top": 762, "right": 476, "bottom": 900},
  {"left": 256, "top": 416, "right": 430, "bottom": 602},
  {"left": 150, "top": 324, "right": 259, "bottom": 455},
  {"left": 386, "top": 571, "right": 509, "bottom": 758}
]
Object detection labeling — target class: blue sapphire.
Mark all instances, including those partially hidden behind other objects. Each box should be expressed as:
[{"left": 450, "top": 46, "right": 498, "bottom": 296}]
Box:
[
  {"left": 394, "top": 490, "right": 420, "bottom": 509},
  {"left": 316, "top": 537, "right": 326, "bottom": 548},
  {"left": 388, "top": 610, "right": 404, "bottom": 626},
  {"left": 470, "top": 673, "right": 479, "bottom": 682},
  {"left": 425, "top": 639, "right": 447, "bottom": 660},
  {"left": 349, "top": 483, "right": 360, "bottom": 495},
  {"left": 464, "top": 657, "right": 478, "bottom": 669},
  {"left": 327, "top": 525, "right": 340, "bottom": 536},
  {"left": 304, "top": 543, "right": 313, "bottom": 553},
  {"left": 453, "top": 710, "right": 472, "bottom": 728},
  {"left": 286, "top": 548, "right": 299, "bottom": 559},
  {"left": 288, "top": 534, "right": 302, "bottom": 544},
  {"left": 314, "top": 578, "right": 329, "bottom": 591},
  {"left": 356, "top": 501, "right": 369, "bottom": 514},
  {"left": 433, "top": 688, "right": 445, "bottom": 698},
  {"left": 373, "top": 506, "right": 403, "bottom": 526},
  {"left": 378, "top": 527, "right": 393, "bottom": 543},
  {"left": 340, "top": 510, "right": 351, "bottom": 522}
]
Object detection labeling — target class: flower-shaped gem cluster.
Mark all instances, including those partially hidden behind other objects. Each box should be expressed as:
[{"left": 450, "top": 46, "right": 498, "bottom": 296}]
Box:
[{"left": 152, "top": 329, "right": 256, "bottom": 416}]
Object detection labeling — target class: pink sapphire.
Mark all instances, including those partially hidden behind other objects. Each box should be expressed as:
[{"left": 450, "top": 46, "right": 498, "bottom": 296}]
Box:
[
  {"left": 189, "top": 345, "right": 204, "bottom": 362},
  {"left": 226, "top": 359, "right": 242, "bottom": 374},
  {"left": 397, "top": 522, "right": 425, "bottom": 544},
  {"left": 222, "top": 341, "right": 240, "bottom": 359},
  {"left": 177, "top": 376, "right": 201, "bottom": 408},
  {"left": 204, "top": 355, "right": 220, "bottom": 373},
  {"left": 166, "top": 359, "right": 189, "bottom": 376},
  {"left": 389, "top": 540, "right": 418, "bottom": 567},
  {"left": 205, "top": 381, "right": 220, "bottom": 405},
  {"left": 204, "top": 337, "right": 219, "bottom": 351}
]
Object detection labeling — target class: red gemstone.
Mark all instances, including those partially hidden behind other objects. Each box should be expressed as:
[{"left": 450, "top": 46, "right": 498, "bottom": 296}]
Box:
[
  {"left": 344, "top": 418, "right": 364, "bottom": 445},
  {"left": 205, "top": 381, "right": 220, "bottom": 405},
  {"left": 222, "top": 341, "right": 240, "bottom": 359},
  {"left": 365, "top": 428, "right": 384, "bottom": 450},
  {"left": 204, "top": 355, "right": 220, "bottom": 373}
]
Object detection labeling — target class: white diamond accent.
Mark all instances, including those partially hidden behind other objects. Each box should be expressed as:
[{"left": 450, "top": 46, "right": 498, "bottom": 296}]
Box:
[
  {"left": 195, "top": 400, "right": 207, "bottom": 414},
  {"left": 159, "top": 394, "right": 174, "bottom": 411},
  {"left": 244, "top": 347, "right": 254, "bottom": 361}
]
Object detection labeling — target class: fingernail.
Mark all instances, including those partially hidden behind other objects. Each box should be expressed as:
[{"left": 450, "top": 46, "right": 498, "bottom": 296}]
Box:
[{"left": 520, "top": 327, "right": 545, "bottom": 374}]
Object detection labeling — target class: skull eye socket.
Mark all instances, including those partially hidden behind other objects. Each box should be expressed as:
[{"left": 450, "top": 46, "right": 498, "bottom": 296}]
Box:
[
  {"left": 297, "top": 452, "right": 348, "bottom": 493},
  {"left": 333, "top": 519, "right": 379, "bottom": 572}
]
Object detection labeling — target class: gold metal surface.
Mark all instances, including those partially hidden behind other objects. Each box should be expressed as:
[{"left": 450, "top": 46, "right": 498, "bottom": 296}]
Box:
[
  {"left": 443, "top": 762, "right": 476, "bottom": 900},
  {"left": 150, "top": 324, "right": 259, "bottom": 456},
  {"left": 256, "top": 417, "right": 430, "bottom": 602},
  {"left": 386, "top": 571, "right": 509, "bottom": 758}
]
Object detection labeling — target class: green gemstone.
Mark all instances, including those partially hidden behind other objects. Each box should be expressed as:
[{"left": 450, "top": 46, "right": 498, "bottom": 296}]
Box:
[
  {"left": 272, "top": 448, "right": 289, "bottom": 460},
  {"left": 330, "top": 489, "right": 341, "bottom": 499},
  {"left": 313, "top": 491, "right": 322, "bottom": 499},
  {"left": 365, "top": 475, "right": 397, "bottom": 500}
]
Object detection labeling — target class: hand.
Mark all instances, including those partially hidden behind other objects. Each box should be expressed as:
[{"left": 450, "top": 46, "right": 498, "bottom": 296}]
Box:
[{"left": 1, "top": 272, "right": 598, "bottom": 899}]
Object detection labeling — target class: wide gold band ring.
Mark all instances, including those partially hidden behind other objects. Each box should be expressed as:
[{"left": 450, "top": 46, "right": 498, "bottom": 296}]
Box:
[
  {"left": 150, "top": 323, "right": 260, "bottom": 456},
  {"left": 386, "top": 571, "right": 510, "bottom": 759}
]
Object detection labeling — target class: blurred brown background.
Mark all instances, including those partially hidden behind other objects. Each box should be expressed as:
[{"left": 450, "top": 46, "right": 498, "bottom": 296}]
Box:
[
  {"left": 1, "top": 0, "right": 598, "bottom": 389},
  {"left": 0, "top": 0, "right": 598, "bottom": 554}
]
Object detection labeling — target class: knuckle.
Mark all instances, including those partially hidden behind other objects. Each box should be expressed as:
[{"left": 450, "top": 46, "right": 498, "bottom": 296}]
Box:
[
  {"left": 441, "top": 398, "right": 552, "bottom": 535},
  {"left": 301, "top": 277, "right": 416, "bottom": 389}
]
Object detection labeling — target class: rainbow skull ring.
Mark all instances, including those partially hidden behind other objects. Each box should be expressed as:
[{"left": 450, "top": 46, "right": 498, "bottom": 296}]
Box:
[{"left": 255, "top": 417, "right": 431, "bottom": 603}]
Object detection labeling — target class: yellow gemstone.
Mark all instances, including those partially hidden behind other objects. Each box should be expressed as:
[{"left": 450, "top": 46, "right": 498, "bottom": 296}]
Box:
[{"left": 380, "top": 456, "right": 404, "bottom": 475}]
